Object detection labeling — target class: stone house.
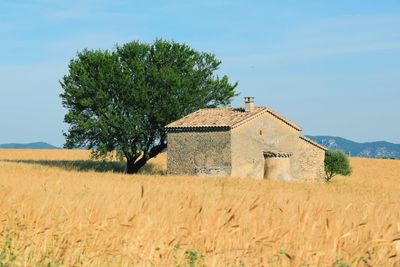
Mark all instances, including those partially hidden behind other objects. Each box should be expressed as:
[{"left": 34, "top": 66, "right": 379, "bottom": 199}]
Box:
[{"left": 165, "top": 97, "right": 327, "bottom": 181}]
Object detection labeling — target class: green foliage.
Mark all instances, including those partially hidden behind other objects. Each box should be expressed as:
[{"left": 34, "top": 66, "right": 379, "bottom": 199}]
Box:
[
  {"left": 185, "top": 249, "right": 205, "bottom": 267},
  {"left": 0, "top": 230, "right": 17, "bottom": 267},
  {"left": 172, "top": 244, "right": 206, "bottom": 267},
  {"left": 324, "top": 150, "right": 352, "bottom": 182},
  {"left": 335, "top": 259, "right": 350, "bottom": 267},
  {"left": 60, "top": 39, "right": 237, "bottom": 174}
]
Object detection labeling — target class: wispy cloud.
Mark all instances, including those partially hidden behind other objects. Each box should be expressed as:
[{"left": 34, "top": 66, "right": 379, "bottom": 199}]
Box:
[
  {"left": 0, "top": 1, "right": 399, "bottom": 144},
  {"left": 223, "top": 13, "right": 400, "bottom": 66}
]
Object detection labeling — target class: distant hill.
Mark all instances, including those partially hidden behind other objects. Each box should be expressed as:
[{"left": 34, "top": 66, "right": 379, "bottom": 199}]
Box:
[
  {"left": 1, "top": 137, "right": 399, "bottom": 158},
  {"left": 307, "top": 135, "right": 400, "bottom": 159},
  {"left": 0, "top": 142, "right": 58, "bottom": 149}
]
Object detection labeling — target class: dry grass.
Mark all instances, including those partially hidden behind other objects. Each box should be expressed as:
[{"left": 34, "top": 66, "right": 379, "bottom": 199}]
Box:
[{"left": 0, "top": 150, "right": 399, "bottom": 266}]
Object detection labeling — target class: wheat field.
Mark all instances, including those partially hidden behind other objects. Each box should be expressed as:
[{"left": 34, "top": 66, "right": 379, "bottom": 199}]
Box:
[{"left": 0, "top": 149, "right": 399, "bottom": 266}]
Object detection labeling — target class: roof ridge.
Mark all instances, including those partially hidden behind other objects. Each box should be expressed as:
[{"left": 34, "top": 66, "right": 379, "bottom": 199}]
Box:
[
  {"left": 300, "top": 136, "right": 327, "bottom": 151},
  {"left": 200, "top": 107, "right": 265, "bottom": 110},
  {"left": 265, "top": 108, "right": 302, "bottom": 131},
  {"left": 231, "top": 108, "right": 268, "bottom": 129},
  {"left": 165, "top": 106, "right": 302, "bottom": 131}
]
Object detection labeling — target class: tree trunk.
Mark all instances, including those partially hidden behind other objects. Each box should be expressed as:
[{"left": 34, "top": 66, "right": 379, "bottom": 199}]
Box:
[
  {"left": 126, "top": 157, "right": 148, "bottom": 174},
  {"left": 125, "top": 142, "right": 167, "bottom": 174},
  {"left": 126, "top": 158, "right": 137, "bottom": 174},
  {"left": 134, "top": 157, "right": 148, "bottom": 173}
]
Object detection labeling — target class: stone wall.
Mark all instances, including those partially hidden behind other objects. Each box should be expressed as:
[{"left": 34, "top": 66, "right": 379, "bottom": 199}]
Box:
[
  {"left": 167, "top": 110, "right": 325, "bottom": 181},
  {"left": 291, "top": 138, "right": 325, "bottom": 181},
  {"left": 231, "top": 112, "right": 300, "bottom": 179},
  {"left": 167, "top": 130, "right": 231, "bottom": 176},
  {"left": 264, "top": 156, "right": 292, "bottom": 181},
  {"left": 231, "top": 111, "right": 325, "bottom": 180}
]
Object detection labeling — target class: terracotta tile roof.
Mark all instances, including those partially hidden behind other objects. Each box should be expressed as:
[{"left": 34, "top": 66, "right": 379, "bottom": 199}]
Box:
[
  {"left": 299, "top": 136, "right": 327, "bottom": 151},
  {"left": 165, "top": 107, "right": 301, "bottom": 131}
]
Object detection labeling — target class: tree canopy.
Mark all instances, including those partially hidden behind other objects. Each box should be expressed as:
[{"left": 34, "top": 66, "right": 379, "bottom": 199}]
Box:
[
  {"left": 324, "top": 150, "right": 352, "bottom": 182},
  {"left": 60, "top": 39, "right": 238, "bottom": 173}
]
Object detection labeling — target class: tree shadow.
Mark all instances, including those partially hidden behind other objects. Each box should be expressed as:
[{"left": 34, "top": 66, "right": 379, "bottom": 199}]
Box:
[{"left": 2, "top": 159, "right": 166, "bottom": 175}]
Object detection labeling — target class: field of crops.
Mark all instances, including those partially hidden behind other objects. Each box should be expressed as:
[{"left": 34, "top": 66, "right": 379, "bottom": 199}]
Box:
[{"left": 0, "top": 149, "right": 399, "bottom": 266}]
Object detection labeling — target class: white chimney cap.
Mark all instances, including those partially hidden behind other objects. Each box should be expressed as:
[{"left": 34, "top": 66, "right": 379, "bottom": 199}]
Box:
[
  {"left": 244, "top": 97, "right": 255, "bottom": 111},
  {"left": 244, "top": 96, "right": 254, "bottom": 103}
]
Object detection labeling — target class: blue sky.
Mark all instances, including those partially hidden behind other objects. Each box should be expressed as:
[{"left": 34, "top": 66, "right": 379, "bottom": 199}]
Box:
[{"left": 1, "top": 0, "right": 399, "bottom": 146}]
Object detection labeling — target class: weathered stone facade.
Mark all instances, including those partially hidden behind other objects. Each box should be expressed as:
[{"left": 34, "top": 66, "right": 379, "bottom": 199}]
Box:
[
  {"left": 294, "top": 137, "right": 326, "bottom": 181},
  {"left": 230, "top": 111, "right": 325, "bottom": 180},
  {"left": 167, "top": 129, "right": 231, "bottom": 176},
  {"left": 166, "top": 100, "right": 326, "bottom": 181},
  {"left": 263, "top": 153, "right": 292, "bottom": 181},
  {"left": 231, "top": 111, "right": 300, "bottom": 179}
]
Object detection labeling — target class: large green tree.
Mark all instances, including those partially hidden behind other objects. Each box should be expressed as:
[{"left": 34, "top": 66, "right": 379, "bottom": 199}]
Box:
[{"left": 60, "top": 39, "right": 238, "bottom": 174}]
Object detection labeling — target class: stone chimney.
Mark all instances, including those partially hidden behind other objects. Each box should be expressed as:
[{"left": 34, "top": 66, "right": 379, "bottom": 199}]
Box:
[{"left": 244, "top": 97, "right": 255, "bottom": 112}]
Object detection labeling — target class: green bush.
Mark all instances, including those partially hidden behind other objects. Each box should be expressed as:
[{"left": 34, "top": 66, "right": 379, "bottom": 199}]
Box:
[{"left": 324, "top": 150, "right": 352, "bottom": 182}]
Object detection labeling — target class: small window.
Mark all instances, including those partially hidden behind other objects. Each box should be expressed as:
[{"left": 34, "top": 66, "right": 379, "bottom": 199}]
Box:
[{"left": 259, "top": 130, "right": 263, "bottom": 135}]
